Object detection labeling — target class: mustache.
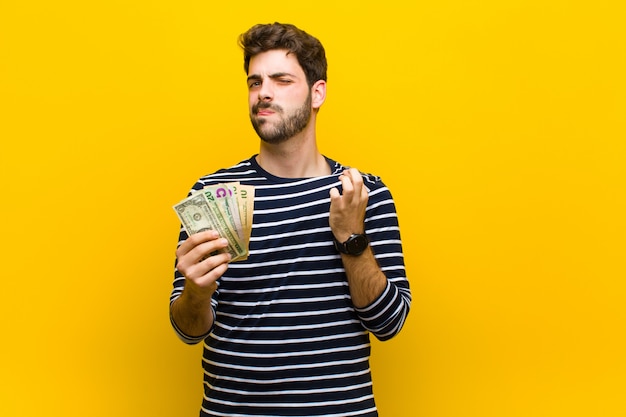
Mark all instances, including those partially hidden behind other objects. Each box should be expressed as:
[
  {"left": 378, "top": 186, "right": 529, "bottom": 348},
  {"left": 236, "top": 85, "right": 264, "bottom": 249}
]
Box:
[{"left": 253, "top": 102, "right": 283, "bottom": 114}]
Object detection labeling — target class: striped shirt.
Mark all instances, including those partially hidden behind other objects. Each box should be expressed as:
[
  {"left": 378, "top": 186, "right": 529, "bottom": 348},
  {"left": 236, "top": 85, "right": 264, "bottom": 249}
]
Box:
[{"left": 170, "top": 156, "right": 411, "bottom": 416}]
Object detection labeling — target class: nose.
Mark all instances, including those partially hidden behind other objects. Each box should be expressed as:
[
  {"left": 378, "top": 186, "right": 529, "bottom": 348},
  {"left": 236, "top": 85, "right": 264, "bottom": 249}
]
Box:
[{"left": 258, "top": 81, "right": 273, "bottom": 102}]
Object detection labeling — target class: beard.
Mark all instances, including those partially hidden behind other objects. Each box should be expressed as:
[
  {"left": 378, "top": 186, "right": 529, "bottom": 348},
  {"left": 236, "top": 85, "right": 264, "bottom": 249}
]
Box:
[{"left": 250, "top": 92, "right": 312, "bottom": 144}]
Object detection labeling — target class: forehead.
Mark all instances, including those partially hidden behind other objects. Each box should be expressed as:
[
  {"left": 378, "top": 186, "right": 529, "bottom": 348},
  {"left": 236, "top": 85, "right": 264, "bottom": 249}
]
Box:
[{"left": 248, "top": 49, "right": 305, "bottom": 78}]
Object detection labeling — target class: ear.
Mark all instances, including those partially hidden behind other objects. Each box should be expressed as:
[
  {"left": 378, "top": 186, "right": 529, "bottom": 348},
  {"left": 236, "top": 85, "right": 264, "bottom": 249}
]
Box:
[{"left": 311, "top": 79, "right": 326, "bottom": 110}]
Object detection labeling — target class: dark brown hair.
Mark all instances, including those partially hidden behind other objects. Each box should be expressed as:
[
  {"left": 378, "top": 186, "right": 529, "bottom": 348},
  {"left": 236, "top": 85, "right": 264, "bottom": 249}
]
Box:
[{"left": 239, "top": 22, "right": 327, "bottom": 88}]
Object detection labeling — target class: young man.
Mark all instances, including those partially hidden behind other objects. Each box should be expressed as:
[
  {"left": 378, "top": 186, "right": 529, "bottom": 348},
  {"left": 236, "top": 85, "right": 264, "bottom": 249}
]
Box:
[{"left": 170, "top": 22, "right": 411, "bottom": 416}]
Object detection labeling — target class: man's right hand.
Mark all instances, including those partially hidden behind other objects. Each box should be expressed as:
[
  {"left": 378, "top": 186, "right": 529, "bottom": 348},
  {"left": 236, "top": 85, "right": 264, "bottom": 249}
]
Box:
[
  {"left": 175, "top": 230, "right": 231, "bottom": 299},
  {"left": 171, "top": 230, "right": 231, "bottom": 338}
]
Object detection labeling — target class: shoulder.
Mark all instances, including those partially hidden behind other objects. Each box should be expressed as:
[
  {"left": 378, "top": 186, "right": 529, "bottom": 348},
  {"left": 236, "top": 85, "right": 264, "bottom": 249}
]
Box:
[
  {"left": 360, "top": 171, "right": 383, "bottom": 187},
  {"left": 326, "top": 156, "right": 382, "bottom": 184},
  {"left": 190, "top": 156, "right": 257, "bottom": 191},
  {"left": 202, "top": 157, "right": 255, "bottom": 179},
  {"left": 353, "top": 170, "right": 394, "bottom": 203},
  {"left": 328, "top": 157, "right": 389, "bottom": 196}
]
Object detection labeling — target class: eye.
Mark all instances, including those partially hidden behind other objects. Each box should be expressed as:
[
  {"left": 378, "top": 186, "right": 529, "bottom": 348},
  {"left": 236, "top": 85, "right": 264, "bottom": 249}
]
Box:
[{"left": 248, "top": 81, "right": 261, "bottom": 89}]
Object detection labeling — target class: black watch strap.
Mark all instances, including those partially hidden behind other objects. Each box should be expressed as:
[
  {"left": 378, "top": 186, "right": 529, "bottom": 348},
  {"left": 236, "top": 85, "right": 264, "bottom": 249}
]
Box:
[{"left": 333, "top": 233, "right": 369, "bottom": 256}]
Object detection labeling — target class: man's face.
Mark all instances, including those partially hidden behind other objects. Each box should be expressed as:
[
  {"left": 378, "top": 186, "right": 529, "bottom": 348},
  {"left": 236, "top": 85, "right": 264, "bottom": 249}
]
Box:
[{"left": 247, "top": 49, "right": 312, "bottom": 144}]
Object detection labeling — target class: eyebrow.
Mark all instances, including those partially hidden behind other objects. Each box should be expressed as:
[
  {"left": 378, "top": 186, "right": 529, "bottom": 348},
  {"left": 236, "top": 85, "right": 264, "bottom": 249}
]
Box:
[{"left": 246, "top": 72, "right": 298, "bottom": 83}]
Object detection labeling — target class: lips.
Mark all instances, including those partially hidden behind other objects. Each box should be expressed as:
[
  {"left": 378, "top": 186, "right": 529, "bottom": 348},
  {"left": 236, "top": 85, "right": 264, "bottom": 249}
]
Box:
[{"left": 253, "top": 103, "right": 281, "bottom": 116}]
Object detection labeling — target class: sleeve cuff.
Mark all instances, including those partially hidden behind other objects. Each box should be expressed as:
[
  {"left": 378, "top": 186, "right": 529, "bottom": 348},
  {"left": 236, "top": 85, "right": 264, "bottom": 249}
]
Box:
[{"left": 169, "top": 310, "right": 212, "bottom": 345}]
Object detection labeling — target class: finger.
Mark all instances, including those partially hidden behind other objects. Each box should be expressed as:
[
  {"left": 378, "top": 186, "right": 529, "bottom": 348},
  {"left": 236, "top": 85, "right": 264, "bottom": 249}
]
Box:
[
  {"left": 189, "top": 238, "right": 230, "bottom": 264},
  {"left": 183, "top": 253, "right": 230, "bottom": 295},
  {"left": 339, "top": 172, "right": 354, "bottom": 196},
  {"left": 179, "top": 246, "right": 230, "bottom": 284},
  {"left": 194, "top": 251, "right": 231, "bottom": 281},
  {"left": 176, "top": 230, "right": 219, "bottom": 257},
  {"left": 345, "top": 169, "right": 368, "bottom": 202},
  {"left": 176, "top": 237, "right": 229, "bottom": 273},
  {"left": 344, "top": 167, "right": 359, "bottom": 179},
  {"left": 346, "top": 168, "right": 364, "bottom": 189},
  {"left": 342, "top": 170, "right": 365, "bottom": 206}
]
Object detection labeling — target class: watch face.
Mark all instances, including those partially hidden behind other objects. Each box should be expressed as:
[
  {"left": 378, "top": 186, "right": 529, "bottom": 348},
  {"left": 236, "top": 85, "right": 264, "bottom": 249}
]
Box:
[{"left": 347, "top": 234, "right": 368, "bottom": 255}]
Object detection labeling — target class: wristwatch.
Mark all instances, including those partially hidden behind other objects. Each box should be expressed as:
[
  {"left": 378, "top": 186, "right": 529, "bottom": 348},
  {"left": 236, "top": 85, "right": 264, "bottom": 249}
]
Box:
[{"left": 333, "top": 233, "right": 369, "bottom": 256}]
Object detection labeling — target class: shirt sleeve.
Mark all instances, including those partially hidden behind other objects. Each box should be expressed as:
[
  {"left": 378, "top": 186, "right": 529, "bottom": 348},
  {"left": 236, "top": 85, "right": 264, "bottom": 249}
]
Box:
[
  {"left": 354, "top": 175, "right": 412, "bottom": 341},
  {"left": 169, "top": 182, "right": 218, "bottom": 344}
]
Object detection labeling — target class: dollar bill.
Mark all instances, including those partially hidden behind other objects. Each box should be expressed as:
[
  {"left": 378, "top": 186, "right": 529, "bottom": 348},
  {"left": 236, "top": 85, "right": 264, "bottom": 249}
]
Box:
[
  {"left": 222, "top": 182, "right": 255, "bottom": 261},
  {"left": 237, "top": 184, "right": 255, "bottom": 247},
  {"left": 173, "top": 191, "right": 248, "bottom": 261},
  {"left": 203, "top": 183, "right": 244, "bottom": 241}
]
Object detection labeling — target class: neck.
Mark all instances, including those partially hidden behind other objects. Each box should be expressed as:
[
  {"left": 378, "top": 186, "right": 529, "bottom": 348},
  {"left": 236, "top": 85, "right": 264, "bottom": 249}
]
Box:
[{"left": 256, "top": 127, "right": 329, "bottom": 178}]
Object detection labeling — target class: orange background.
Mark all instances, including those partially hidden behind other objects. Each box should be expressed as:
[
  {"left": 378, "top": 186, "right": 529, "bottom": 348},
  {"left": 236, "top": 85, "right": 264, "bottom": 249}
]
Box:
[{"left": 1, "top": 1, "right": 625, "bottom": 416}]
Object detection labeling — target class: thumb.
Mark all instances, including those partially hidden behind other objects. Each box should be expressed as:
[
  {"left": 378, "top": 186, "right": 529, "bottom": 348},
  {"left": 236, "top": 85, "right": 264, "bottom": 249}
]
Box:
[{"left": 329, "top": 187, "right": 341, "bottom": 200}]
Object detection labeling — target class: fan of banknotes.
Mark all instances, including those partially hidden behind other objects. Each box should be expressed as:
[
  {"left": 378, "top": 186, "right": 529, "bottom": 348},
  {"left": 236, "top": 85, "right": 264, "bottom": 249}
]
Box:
[{"left": 173, "top": 182, "right": 255, "bottom": 262}]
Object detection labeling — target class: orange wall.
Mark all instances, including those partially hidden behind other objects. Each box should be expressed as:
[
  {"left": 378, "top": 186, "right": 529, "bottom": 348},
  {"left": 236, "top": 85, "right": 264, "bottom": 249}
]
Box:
[{"left": 1, "top": 1, "right": 625, "bottom": 416}]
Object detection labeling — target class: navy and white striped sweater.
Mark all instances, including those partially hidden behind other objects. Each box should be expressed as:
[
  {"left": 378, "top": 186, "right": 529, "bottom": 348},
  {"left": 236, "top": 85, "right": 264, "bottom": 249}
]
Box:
[{"left": 171, "top": 155, "right": 411, "bottom": 417}]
